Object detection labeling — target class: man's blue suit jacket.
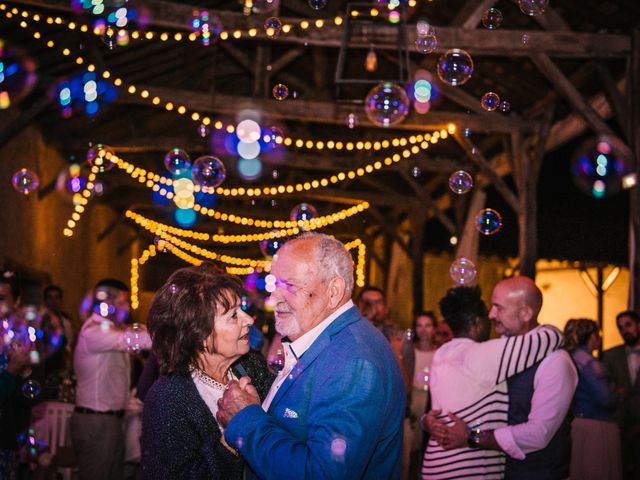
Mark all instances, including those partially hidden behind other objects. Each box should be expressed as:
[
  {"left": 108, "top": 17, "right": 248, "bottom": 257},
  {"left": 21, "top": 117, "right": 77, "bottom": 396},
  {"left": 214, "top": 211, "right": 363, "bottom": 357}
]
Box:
[{"left": 225, "top": 305, "right": 406, "bottom": 479}]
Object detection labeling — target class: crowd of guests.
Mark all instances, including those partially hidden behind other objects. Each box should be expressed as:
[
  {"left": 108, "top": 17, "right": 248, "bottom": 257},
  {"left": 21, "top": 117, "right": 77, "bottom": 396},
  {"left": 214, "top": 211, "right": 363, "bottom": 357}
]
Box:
[{"left": 1, "top": 232, "right": 640, "bottom": 479}]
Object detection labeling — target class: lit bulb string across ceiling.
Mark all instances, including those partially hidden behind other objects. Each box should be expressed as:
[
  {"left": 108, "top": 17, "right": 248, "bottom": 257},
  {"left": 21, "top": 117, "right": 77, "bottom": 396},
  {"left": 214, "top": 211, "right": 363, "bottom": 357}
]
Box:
[
  {"left": 129, "top": 237, "right": 367, "bottom": 310},
  {"left": 125, "top": 209, "right": 372, "bottom": 244},
  {"left": 3, "top": 3, "right": 454, "bottom": 154},
  {"left": 1, "top": 1, "right": 415, "bottom": 47}
]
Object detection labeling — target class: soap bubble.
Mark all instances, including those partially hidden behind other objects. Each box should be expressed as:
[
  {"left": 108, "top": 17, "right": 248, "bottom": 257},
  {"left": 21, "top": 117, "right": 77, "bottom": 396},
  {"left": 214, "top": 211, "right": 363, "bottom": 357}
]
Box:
[
  {"left": 415, "top": 34, "right": 437, "bottom": 54},
  {"left": 364, "top": 83, "right": 410, "bottom": 128},
  {"left": 518, "top": 0, "right": 548, "bottom": 16},
  {"left": 481, "top": 92, "right": 501, "bottom": 111},
  {"left": 272, "top": 83, "right": 289, "bottom": 101},
  {"left": 308, "top": 0, "right": 328, "bottom": 9},
  {"left": 346, "top": 113, "right": 358, "bottom": 129},
  {"left": 154, "top": 236, "right": 169, "bottom": 253},
  {"left": 11, "top": 168, "right": 39, "bottom": 195},
  {"left": 123, "top": 323, "right": 146, "bottom": 354},
  {"left": 164, "top": 148, "right": 191, "bottom": 175},
  {"left": 197, "top": 123, "right": 210, "bottom": 138},
  {"left": 290, "top": 203, "right": 318, "bottom": 223},
  {"left": 87, "top": 144, "right": 116, "bottom": 172},
  {"left": 475, "top": 208, "right": 503, "bottom": 235},
  {"left": 416, "top": 20, "right": 434, "bottom": 37},
  {"left": 260, "top": 236, "right": 286, "bottom": 258},
  {"left": 0, "top": 43, "right": 37, "bottom": 110},
  {"left": 192, "top": 155, "right": 226, "bottom": 190},
  {"left": 21, "top": 379, "right": 41, "bottom": 399},
  {"left": 437, "top": 49, "right": 474, "bottom": 86},
  {"left": 500, "top": 100, "right": 511, "bottom": 113},
  {"left": 481, "top": 8, "right": 503, "bottom": 29},
  {"left": 464, "top": 127, "right": 472, "bottom": 137},
  {"left": 411, "top": 166, "right": 421, "bottom": 178},
  {"left": 449, "top": 257, "right": 477, "bottom": 285},
  {"left": 570, "top": 135, "right": 634, "bottom": 199},
  {"left": 264, "top": 17, "right": 282, "bottom": 38},
  {"left": 448, "top": 170, "right": 473, "bottom": 194}
]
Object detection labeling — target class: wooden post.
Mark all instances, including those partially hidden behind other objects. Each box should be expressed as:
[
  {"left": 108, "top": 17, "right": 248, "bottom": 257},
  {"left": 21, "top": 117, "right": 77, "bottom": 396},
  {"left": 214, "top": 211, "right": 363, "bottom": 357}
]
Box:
[
  {"left": 411, "top": 210, "right": 426, "bottom": 315},
  {"left": 629, "top": 30, "right": 640, "bottom": 310}
]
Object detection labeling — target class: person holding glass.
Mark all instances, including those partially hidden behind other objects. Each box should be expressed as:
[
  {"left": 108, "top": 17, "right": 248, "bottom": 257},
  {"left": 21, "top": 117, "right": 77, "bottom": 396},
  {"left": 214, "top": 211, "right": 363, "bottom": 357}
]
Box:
[
  {"left": 564, "top": 318, "right": 622, "bottom": 480},
  {"left": 141, "top": 265, "right": 274, "bottom": 480}
]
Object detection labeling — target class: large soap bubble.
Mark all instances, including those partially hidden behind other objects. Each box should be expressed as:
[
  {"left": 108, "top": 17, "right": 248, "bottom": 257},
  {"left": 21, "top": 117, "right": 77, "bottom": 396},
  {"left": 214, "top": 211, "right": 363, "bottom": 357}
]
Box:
[
  {"left": 437, "top": 49, "right": 474, "bottom": 86},
  {"left": 192, "top": 155, "right": 226, "bottom": 190},
  {"left": 571, "top": 135, "right": 634, "bottom": 199},
  {"left": 364, "top": 83, "right": 410, "bottom": 128}
]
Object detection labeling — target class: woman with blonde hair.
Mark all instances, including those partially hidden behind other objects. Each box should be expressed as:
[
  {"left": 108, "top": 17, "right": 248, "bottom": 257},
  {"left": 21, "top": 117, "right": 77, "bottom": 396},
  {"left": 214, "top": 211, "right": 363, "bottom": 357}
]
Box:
[{"left": 564, "top": 318, "right": 622, "bottom": 480}]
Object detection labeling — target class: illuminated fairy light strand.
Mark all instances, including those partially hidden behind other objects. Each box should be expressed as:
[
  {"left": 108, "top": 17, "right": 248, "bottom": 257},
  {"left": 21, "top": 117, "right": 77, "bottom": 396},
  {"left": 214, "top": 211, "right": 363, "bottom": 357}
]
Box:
[
  {"left": 2, "top": 1, "right": 416, "bottom": 48},
  {"left": 130, "top": 236, "right": 366, "bottom": 309},
  {"left": 126, "top": 204, "right": 370, "bottom": 244},
  {"left": 62, "top": 164, "right": 101, "bottom": 237},
  {"left": 109, "top": 128, "right": 449, "bottom": 201},
  {"left": 3, "top": 6, "right": 455, "bottom": 154}
]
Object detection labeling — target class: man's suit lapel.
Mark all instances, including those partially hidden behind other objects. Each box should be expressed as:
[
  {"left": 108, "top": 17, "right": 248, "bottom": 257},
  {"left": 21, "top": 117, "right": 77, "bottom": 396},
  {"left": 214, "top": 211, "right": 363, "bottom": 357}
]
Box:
[{"left": 268, "top": 306, "right": 361, "bottom": 412}]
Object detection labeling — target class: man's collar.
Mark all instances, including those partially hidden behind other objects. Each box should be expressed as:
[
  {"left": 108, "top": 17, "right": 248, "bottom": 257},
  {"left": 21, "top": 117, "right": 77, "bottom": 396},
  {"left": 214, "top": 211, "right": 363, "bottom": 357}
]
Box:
[{"left": 286, "top": 300, "right": 354, "bottom": 359}]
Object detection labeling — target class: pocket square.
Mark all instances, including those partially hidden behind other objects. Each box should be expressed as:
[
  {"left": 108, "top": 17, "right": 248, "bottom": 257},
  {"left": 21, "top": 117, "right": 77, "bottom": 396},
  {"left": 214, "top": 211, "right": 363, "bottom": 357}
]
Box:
[{"left": 283, "top": 408, "right": 299, "bottom": 419}]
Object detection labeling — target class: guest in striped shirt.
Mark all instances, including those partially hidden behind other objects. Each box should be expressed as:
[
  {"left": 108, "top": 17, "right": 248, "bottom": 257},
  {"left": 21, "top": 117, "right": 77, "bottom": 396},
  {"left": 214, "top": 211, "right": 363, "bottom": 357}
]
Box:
[{"left": 421, "top": 285, "right": 563, "bottom": 479}]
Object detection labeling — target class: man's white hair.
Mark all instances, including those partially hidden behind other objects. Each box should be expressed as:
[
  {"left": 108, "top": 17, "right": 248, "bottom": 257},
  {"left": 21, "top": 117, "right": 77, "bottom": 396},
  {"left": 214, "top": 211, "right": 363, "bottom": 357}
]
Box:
[{"left": 293, "top": 232, "right": 355, "bottom": 296}]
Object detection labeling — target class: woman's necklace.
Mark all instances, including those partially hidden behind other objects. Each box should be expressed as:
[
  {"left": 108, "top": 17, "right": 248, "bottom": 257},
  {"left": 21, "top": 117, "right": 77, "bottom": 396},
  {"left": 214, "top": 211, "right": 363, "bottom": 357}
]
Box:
[{"left": 192, "top": 367, "right": 235, "bottom": 391}]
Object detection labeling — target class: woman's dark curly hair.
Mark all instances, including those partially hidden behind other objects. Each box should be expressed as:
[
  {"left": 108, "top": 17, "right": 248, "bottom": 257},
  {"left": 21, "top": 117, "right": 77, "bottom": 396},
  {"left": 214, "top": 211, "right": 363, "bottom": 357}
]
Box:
[
  {"left": 148, "top": 264, "right": 245, "bottom": 375},
  {"left": 438, "top": 286, "right": 486, "bottom": 336}
]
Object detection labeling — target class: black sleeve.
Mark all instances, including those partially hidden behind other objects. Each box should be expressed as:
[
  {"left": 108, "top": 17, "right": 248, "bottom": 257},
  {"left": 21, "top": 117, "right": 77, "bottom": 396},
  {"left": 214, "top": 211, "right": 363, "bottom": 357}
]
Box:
[{"left": 136, "top": 352, "right": 160, "bottom": 402}]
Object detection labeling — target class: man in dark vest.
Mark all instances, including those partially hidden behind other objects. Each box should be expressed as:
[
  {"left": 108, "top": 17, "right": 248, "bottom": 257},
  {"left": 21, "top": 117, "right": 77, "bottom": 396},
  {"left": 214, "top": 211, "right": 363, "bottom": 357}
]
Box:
[
  {"left": 603, "top": 310, "right": 640, "bottom": 480},
  {"left": 428, "top": 276, "right": 578, "bottom": 479}
]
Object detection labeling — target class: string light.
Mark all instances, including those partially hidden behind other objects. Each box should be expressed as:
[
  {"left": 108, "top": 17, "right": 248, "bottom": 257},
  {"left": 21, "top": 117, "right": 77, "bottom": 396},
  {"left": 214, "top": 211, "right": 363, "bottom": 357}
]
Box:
[
  {"left": 126, "top": 207, "right": 369, "bottom": 243},
  {"left": 62, "top": 164, "right": 99, "bottom": 237},
  {"left": 2, "top": 3, "right": 457, "bottom": 154},
  {"left": 130, "top": 236, "right": 366, "bottom": 309}
]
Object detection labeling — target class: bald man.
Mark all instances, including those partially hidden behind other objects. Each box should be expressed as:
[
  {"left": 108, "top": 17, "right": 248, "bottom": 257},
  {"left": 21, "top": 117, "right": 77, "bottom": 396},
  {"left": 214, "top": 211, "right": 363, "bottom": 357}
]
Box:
[{"left": 430, "top": 277, "right": 578, "bottom": 480}]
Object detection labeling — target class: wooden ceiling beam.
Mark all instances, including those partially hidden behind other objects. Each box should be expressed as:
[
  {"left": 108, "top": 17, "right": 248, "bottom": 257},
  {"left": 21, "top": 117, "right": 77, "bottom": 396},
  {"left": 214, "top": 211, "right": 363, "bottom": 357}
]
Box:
[
  {"left": 8, "top": 0, "right": 631, "bottom": 58},
  {"left": 117, "top": 86, "right": 533, "bottom": 133}
]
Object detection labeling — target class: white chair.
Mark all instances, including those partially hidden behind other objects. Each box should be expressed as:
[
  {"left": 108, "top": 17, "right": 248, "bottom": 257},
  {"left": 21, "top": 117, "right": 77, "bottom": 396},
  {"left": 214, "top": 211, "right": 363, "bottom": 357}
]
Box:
[{"left": 34, "top": 401, "right": 76, "bottom": 480}]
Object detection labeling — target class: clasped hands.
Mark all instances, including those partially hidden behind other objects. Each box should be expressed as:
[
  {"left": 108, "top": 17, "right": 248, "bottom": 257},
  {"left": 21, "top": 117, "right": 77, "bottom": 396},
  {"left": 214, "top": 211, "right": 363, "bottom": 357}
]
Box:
[
  {"left": 423, "top": 409, "right": 469, "bottom": 449},
  {"left": 216, "top": 376, "right": 260, "bottom": 428}
]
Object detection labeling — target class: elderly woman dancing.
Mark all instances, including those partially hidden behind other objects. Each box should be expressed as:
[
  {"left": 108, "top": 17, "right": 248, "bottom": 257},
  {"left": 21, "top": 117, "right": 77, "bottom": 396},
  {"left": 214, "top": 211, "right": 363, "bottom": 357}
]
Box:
[{"left": 141, "top": 265, "right": 274, "bottom": 479}]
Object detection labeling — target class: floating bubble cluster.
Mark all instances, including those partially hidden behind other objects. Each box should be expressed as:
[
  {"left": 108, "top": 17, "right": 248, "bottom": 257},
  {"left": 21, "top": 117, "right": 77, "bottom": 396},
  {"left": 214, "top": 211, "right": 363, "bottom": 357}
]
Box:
[
  {"left": 164, "top": 148, "right": 191, "bottom": 175},
  {"left": 192, "top": 156, "right": 226, "bottom": 189},
  {"left": 475, "top": 208, "right": 503, "bottom": 235},
  {"left": 570, "top": 135, "right": 634, "bottom": 199},
  {"left": 481, "top": 92, "right": 501, "bottom": 111},
  {"left": 448, "top": 170, "right": 474, "bottom": 194},
  {"left": 290, "top": 203, "right": 318, "bottom": 223},
  {"left": 264, "top": 17, "right": 282, "bottom": 38},
  {"left": 364, "top": 83, "right": 410, "bottom": 128},
  {"left": 481, "top": 8, "right": 503, "bottom": 29},
  {"left": 272, "top": 83, "right": 289, "bottom": 101},
  {"left": 449, "top": 257, "right": 477, "bottom": 285},
  {"left": 12, "top": 168, "right": 39, "bottom": 195},
  {"left": 87, "top": 144, "right": 116, "bottom": 172},
  {"left": 437, "top": 49, "right": 474, "bottom": 86},
  {"left": 518, "top": 0, "right": 548, "bottom": 16},
  {"left": 415, "top": 21, "right": 437, "bottom": 54}
]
